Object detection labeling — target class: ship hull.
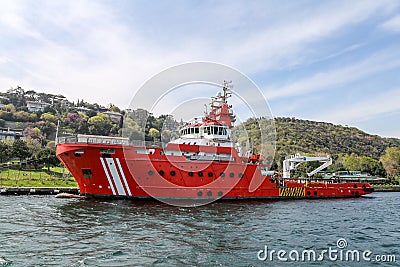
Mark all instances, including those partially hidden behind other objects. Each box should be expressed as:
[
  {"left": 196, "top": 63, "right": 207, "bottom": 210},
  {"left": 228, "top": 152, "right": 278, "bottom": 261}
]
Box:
[{"left": 56, "top": 143, "right": 374, "bottom": 201}]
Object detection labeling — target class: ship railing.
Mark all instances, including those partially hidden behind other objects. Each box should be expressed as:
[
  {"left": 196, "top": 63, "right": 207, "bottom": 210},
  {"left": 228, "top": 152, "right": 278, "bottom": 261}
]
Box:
[
  {"left": 128, "top": 139, "right": 165, "bottom": 147},
  {"left": 189, "top": 155, "right": 234, "bottom": 161},
  {"left": 283, "top": 178, "right": 341, "bottom": 184},
  {"left": 57, "top": 135, "right": 130, "bottom": 145},
  {"left": 56, "top": 135, "right": 164, "bottom": 147}
]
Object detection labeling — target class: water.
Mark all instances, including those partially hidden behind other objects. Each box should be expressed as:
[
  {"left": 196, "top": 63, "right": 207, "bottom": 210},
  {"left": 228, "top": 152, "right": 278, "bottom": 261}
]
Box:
[{"left": 0, "top": 193, "right": 399, "bottom": 266}]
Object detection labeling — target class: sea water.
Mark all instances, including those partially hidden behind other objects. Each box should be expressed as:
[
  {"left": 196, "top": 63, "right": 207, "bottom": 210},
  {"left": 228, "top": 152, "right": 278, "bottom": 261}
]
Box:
[{"left": 0, "top": 192, "right": 398, "bottom": 266}]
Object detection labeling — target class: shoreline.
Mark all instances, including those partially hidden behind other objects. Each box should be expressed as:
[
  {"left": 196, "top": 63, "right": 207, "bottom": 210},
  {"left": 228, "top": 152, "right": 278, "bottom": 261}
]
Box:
[
  {"left": 373, "top": 187, "right": 400, "bottom": 192},
  {"left": 0, "top": 187, "right": 79, "bottom": 195},
  {"left": 0, "top": 186, "right": 399, "bottom": 196}
]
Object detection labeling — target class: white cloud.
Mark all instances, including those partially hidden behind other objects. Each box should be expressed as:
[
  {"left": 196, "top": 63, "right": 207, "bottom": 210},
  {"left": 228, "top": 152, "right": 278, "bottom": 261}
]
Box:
[
  {"left": 263, "top": 48, "right": 400, "bottom": 100},
  {"left": 316, "top": 88, "right": 400, "bottom": 124},
  {"left": 381, "top": 14, "right": 400, "bottom": 32},
  {"left": 219, "top": 0, "right": 399, "bottom": 72},
  {"left": 0, "top": 1, "right": 187, "bottom": 107},
  {"left": 0, "top": 0, "right": 399, "bottom": 112}
]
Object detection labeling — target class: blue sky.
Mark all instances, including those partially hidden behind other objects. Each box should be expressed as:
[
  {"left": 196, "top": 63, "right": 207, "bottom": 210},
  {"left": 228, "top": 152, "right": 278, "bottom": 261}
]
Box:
[{"left": 0, "top": 0, "right": 399, "bottom": 138}]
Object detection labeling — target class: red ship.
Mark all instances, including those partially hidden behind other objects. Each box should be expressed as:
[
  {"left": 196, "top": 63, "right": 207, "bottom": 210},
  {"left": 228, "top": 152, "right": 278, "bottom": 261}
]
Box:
[{"left": 56, "top": 84, "right": 374, "bottom": 201}]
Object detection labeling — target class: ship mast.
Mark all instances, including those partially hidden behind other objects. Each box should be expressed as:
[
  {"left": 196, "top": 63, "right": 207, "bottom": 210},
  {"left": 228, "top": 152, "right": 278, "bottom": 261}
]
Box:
[
  {"left": 222, "top": 80, "right": 232, "bottom": 104},
  {"left": 204, "top": 81, "right": 235, "bottom": 128}
]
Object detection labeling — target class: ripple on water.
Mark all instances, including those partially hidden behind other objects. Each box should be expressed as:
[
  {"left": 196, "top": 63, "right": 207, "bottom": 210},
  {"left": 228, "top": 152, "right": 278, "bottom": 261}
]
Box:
[{"left": 0, "top": 193, "right": 399, "bottom": 266}]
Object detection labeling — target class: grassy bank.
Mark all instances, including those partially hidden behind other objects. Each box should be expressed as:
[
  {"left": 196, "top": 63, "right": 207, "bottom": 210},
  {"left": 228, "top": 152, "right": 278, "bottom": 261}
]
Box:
[
  {"left": 373, "top": 184, "right": 400, "bottom": 192},
  {"left": 0, "top": 167, "right": 78, "bottom": 188}
]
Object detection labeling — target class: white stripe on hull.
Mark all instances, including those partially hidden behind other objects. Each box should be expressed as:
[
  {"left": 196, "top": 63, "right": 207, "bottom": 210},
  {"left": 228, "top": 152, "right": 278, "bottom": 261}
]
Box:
[
  {"left": 100, "top": 157, "right": 116, "bottom": 195},
  {"left": 105, "top": 158, "right": 126, "bottom": 196},
  {"left": 116, "top": 158, "right": 132, "bottom": 196}
]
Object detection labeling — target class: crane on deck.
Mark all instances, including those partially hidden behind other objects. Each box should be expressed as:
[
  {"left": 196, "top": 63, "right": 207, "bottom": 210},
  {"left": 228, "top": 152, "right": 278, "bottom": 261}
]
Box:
[{"left": 282, "top": 153, "right": 332, "bottom": 179}]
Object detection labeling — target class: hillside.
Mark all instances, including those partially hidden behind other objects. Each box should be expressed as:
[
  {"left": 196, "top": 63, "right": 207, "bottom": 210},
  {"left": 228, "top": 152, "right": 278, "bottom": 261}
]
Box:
[
  {"left": 2, "top": 87, "right": 398, "bottom": 157},
  {"left": 275, "top": 117, "right": 400, "bottom": 161}
]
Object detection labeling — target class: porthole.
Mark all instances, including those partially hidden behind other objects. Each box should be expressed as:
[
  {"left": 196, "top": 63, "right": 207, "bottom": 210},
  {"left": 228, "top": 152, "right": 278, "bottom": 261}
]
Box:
[
  {"left": 198, "top": 191, "right": 203, "bottom": 197},
  {"left": 198, "top": 171, "right": 203, "bottom": 177},
  {"left": 220, "top": 172, "right": 225, "bottom": 177},
  {"left": 229, "top": 172, "right": 235, "bottom": 178},
  {"left": 170, "top": 170, "right": 176, "bottom": 176},
  {"left": 307, "top": 191, "right": 311, "bottom": 196},
  {"left": 208, "top": 172, "right": 213, "bottom": 177},
  {"left": 238, "top": 173, "right": 244, "bottom": 178},
  {"left": 188, "top": 172, "right": 194, "bottom": 177},
  {"left": 207, "top": 191, "right": 212, "bottom": 197},
  {"left": 158, "top": 170, "right": 164, "bottom": 176},
  {"left": 148, "top": 170, "right": 154, "bottom": 176},
  {"left": 218, "top": 191, "right": 223, "bottom": 196}
]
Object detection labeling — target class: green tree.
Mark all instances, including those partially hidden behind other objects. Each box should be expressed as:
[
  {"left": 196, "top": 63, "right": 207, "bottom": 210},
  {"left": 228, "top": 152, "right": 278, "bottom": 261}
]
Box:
[
  {"left": 122, "top": 116, "right": 143, "bottom": 141},
  {"left": 380, "top": 147, "right": 400, "bottom": 178},
  {"left": 25, "top": 137, "right": 42, "bottom": 156},
  {"left": 14, "top": 111, "right": 36, "bottom": 122},
  {"left": 40, "top": 112, "right": 58, "bottom": 123},
  {"left": 88, "top": 113, "right": 113, "bottom": 135},
  {"left": 77, "top": 120, "right": 89, "bottom": 134},
  {"left": 6, "top": 86, "right": 26, "bottom": 108},
  {"left": 339, "top": 154, "right": 386, "bottom": 176},
  {"left": 149, "top": 128, "right": 160, "bottom": 143},
  {"left": 12, "top": 139, "right": 32, "bottom": 162},
  {"left": 35, "top": 148, "right": 59, "bottom": 171},
  {"left": 358, "top": 156, "right": 386, "bottom": 176},
  {"left": 108, "top": 104, "right": 121, "bottom": 113},
  {"left": 342, "top": 155, "right": 358, "bottom": 170},
  {"left": 3, "top": 104, "right": 16, "bottom": 112},
  {"left": 0, "top": 110, "right": 13, "bottom": 121},
  {"left": 0, "top": 141, "right": 11, "bottom": 163}
]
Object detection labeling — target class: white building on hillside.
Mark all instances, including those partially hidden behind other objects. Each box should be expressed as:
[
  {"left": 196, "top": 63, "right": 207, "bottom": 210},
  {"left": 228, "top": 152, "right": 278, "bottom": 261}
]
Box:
[
  {"left": 26, "top": 101, "right": 51, "bottom": 112},
  {"left": 0, "top": 128, "right": 23, "bottom": 140}
]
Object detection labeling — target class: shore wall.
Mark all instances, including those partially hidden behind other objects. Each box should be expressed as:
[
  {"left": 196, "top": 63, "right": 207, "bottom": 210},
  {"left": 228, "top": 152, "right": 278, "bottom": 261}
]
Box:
[
  {"left": 0, "top": 187, "right": 79, "bottom": 195},
  {"left": 374, "top": 187, "right": 400, "bottom": 192}
]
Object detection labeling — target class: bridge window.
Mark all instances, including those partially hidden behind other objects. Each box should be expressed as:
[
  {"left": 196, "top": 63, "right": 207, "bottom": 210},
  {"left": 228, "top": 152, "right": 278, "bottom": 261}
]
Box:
[{"left": 74, "top": 150, "right": 84, "bottom": 157}]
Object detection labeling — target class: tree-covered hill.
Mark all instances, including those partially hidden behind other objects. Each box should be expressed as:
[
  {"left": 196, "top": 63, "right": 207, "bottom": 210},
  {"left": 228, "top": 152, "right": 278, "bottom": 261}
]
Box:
[{"left": 275, "top": 117, "right": 400, "bottom": 161}]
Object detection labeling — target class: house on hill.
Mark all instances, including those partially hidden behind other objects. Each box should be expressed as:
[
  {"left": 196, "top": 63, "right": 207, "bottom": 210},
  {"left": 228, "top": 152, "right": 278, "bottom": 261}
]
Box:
[
  {"left": 75, "top": 106, "right": 93, "bottom": 115},
  {"left": 26, "top": 101, "right": 51, "bottom": 112},
  {"left": 0, "top": 127, "right": 23, "bottom": 140}
]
